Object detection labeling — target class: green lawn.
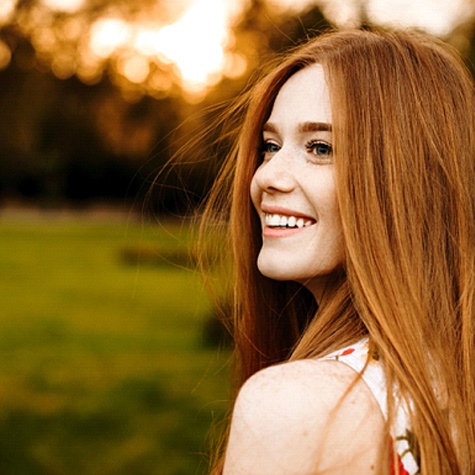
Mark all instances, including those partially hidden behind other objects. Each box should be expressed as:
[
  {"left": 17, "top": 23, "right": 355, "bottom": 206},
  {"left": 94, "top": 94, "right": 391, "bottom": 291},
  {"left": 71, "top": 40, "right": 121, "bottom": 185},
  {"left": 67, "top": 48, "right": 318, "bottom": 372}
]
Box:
[{"left": 0, "top": 210, "right": 231, "bottom": 475}]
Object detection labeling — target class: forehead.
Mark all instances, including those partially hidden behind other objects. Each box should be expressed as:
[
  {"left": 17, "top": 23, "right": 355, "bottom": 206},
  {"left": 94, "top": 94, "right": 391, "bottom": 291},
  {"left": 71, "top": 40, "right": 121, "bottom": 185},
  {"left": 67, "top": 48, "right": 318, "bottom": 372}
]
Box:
[{"left": 267, "top": 64, "right": 332, "bottom": 125}]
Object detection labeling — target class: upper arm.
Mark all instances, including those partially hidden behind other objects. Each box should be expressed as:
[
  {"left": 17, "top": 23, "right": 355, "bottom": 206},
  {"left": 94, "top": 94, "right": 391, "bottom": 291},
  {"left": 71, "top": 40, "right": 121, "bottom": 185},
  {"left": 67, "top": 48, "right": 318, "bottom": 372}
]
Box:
[{"left": 223, "top": 359, "right": 387, "bottom": 475}]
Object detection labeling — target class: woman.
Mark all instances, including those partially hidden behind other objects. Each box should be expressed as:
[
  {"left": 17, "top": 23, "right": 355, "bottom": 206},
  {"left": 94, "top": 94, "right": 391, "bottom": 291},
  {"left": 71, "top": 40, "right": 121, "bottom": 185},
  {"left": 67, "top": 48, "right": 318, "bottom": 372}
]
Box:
[{"left": 202, "top": 28, "right": 475, "bottom": 474}]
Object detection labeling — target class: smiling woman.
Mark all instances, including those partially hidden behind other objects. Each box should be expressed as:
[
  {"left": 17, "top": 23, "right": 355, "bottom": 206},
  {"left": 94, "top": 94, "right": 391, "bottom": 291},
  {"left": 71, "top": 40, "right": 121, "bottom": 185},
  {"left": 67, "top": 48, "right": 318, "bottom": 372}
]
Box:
[
  {"left": 250, "top": 65, "right": 344, "bottom": 299},
  {"left": 200, "top": 28, "right": 475, "bottom": 474}
]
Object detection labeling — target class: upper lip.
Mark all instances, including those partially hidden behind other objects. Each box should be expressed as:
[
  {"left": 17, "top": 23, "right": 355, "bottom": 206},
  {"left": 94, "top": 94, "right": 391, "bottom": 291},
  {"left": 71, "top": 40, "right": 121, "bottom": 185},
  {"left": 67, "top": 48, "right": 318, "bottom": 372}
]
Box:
[{"left": 260, "top": 204, "right": 315, "bottom": 221}]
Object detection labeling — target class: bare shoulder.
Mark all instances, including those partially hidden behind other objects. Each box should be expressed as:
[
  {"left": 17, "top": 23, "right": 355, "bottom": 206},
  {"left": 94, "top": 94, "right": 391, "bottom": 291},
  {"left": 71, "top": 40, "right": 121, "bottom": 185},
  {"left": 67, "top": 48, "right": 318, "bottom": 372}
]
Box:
[{"left": 223, "top": 358, "right": 386, "bottom": 475}]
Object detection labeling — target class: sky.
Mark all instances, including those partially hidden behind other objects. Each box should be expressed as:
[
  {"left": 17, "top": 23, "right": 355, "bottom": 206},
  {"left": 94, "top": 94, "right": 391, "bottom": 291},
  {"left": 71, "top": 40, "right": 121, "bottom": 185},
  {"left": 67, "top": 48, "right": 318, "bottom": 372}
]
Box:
[
  {"left": 270, "top": 0, "right": 472, "bottom": 35},
  {"left": 336, "top": 0, "right": 471, "bottom": 35}
]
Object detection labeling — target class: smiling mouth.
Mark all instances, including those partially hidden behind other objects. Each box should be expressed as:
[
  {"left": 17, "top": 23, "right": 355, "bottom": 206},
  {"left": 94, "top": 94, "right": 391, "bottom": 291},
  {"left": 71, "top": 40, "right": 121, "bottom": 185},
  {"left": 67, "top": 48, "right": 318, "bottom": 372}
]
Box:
[{"left": 264, "top": 213, "right": 315, "bottom": 229}]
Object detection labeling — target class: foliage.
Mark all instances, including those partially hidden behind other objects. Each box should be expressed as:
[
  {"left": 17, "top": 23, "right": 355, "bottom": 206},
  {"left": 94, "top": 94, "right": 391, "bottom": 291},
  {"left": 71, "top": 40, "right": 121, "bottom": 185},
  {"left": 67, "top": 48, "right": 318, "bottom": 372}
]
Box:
[
  {"left": 0, "top": 1, "right": 474, "bottom": 212},
  {"left": 0, "top": 0, "right": 336, "bottom": 211}
]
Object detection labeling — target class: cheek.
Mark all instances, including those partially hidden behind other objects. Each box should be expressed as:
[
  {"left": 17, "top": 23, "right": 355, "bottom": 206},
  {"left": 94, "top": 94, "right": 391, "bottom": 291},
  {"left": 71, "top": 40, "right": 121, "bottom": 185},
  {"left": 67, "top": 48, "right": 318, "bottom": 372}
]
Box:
[{"left": 303, "top": 171, "right": 338, "bottom": 214}]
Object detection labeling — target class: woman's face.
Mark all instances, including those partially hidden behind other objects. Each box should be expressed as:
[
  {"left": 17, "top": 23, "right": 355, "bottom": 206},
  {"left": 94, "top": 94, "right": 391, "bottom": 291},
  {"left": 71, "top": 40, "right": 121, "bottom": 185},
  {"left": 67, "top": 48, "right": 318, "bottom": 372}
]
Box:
[{"left": 250, "top": 64, "right": 344, "bottom": 300}]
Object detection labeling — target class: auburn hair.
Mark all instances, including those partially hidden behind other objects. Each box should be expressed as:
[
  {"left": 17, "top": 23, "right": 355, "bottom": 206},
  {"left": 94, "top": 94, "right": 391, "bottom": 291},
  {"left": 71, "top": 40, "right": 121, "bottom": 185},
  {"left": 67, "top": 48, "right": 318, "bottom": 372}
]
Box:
[{"left": 202, "top": 28, "right": 475, "bottom": 473}]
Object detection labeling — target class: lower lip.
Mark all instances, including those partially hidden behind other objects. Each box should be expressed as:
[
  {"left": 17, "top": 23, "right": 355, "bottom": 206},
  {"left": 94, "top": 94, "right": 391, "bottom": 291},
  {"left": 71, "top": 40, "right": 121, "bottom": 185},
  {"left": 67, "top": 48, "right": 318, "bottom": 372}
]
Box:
[{"left": 262, "top": 226, "right": 311, "bottom": 238}]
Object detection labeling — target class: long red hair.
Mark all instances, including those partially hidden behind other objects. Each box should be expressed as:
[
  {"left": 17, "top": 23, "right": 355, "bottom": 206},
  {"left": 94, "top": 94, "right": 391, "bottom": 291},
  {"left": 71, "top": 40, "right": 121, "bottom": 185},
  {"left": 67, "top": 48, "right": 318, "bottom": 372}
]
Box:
[{"left": 202, "top": 28, "right": 475, "bottom": 473}]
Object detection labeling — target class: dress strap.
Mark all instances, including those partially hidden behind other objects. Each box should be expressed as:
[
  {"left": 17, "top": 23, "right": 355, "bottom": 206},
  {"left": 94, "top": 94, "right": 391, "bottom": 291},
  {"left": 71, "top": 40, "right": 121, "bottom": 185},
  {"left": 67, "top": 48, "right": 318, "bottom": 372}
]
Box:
[
  {"left": 321, "top": 338, "right": 389, "bottom": 417},
  {"left": 320, "top": 338, "right": 419, "bottom": 474}
]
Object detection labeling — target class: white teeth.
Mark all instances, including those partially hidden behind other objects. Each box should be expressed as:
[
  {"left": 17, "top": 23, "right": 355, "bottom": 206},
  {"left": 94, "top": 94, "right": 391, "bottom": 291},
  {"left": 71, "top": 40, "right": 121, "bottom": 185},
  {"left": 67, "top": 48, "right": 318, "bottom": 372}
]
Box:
[{"left": 264, "top": 213, "right": 314, "bottom": 228}]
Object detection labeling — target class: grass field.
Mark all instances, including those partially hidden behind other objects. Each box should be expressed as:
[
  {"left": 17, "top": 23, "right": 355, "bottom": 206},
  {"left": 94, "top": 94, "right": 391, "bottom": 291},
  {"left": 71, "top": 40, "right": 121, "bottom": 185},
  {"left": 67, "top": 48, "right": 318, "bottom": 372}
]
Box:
[{"left": 0, "top": 208, "right": 231, "bottom": 475}]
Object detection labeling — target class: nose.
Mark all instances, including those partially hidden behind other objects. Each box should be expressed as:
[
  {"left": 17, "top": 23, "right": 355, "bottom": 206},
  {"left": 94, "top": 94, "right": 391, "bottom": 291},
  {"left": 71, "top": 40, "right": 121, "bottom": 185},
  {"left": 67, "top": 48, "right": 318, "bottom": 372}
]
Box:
[{"left": 252, "top": 149, "right": 295, "bottom": 194}]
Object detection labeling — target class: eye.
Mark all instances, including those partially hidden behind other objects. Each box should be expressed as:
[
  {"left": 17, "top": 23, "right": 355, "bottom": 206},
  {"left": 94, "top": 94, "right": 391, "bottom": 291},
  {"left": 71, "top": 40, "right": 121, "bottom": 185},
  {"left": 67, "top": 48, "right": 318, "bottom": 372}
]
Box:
[
  {"left": 306, "top": 140, "right": 333, "bottom": 162},
  {"left": 260, "top": 140, "right": 281, "bottom": 155}
]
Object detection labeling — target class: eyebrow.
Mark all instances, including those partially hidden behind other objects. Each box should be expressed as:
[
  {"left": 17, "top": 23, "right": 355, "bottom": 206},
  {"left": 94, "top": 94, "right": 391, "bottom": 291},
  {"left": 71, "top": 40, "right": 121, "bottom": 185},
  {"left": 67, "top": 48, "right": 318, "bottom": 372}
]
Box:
[{"left": 263, "top": 121, "right": 332, "bottom": 133}]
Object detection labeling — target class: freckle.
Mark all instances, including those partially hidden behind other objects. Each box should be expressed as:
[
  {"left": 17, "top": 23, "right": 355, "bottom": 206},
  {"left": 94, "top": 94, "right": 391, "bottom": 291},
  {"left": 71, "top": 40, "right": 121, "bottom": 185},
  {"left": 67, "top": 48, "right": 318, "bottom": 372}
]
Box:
[{"left": 370, "top": 465, "right": 375, "bottom": 470}]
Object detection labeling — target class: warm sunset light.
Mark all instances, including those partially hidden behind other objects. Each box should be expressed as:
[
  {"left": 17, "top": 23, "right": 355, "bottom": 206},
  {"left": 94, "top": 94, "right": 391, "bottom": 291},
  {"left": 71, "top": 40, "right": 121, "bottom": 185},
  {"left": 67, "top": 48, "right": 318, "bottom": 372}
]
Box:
[
  {"left": 6, "top": 0, "right": 474, "bottom": 101},
  {"left": 41, "top": 0, "right": 85, "bottom": 13},
  {"left": 321, "top": 0, "right": 472, "bottom": 35},
  {"left": 89, "top": 18, "right": 131, "bottom": 58},
  {"left": 0, "top": 0, "right": 16, "bottom": 25},
  {"left": 82, "top": 0, "right": 240, "bottom": 98},
  {"left": 152, "top": 0, "right": 229, "bottom": 88}
]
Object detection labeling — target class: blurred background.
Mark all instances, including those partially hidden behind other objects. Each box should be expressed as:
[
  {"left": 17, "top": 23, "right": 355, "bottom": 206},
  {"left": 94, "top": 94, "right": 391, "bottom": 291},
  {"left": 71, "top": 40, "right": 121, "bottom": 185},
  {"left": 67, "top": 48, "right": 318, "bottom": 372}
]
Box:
[{"left": 0, "top": 0, "right": 474, "bottom": 474}]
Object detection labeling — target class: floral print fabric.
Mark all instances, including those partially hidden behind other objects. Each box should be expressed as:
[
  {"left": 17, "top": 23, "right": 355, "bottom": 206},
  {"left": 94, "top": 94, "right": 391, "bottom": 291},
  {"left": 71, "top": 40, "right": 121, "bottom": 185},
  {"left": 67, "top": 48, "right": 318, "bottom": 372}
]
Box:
[{"left": 321, "top": 338, "right": 420, "bottom": 474}]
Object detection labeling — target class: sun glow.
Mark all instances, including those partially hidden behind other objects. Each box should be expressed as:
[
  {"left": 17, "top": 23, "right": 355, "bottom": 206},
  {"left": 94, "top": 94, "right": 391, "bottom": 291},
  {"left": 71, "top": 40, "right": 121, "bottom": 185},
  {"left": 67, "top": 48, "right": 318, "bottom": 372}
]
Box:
[
  {"left": 0, "top": 0, "right": 17, "bottom": 25},
  {"left": 89, "top": 18, "right": 131, "bottom": 58},
  {"left": 90, "top": 0, "right": 471, "bottom": 94},
  {"left": 83, "top": 0, "right": 239, "bottom": 99},
  {"left": 151, "top": 0, "right": 230, "bottom": 87},
  {"left": 11, "top": 0, "right": 474, "bottom": 101}
]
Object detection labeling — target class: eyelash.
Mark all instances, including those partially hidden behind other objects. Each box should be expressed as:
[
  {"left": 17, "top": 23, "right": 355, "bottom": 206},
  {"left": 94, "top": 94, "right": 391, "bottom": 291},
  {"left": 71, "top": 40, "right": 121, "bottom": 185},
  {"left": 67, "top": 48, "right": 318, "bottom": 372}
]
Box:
[
  {"left": 260, "top": 140, "right": 333, "bottom": 161},
  {"left": 305, "top": 140, "right": 333, "bottom": 159}
]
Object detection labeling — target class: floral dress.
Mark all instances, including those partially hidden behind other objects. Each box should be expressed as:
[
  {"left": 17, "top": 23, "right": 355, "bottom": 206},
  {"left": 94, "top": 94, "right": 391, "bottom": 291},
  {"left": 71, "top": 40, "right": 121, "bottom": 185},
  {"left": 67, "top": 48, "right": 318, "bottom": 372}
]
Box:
[{"left": 321, "top": 338, "right": 420, "bottom": 475}]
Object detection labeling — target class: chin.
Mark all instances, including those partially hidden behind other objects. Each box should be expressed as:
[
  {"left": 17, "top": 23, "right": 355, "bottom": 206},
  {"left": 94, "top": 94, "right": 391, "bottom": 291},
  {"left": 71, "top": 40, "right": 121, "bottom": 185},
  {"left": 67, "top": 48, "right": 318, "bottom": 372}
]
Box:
[
  {"left": 256, "top": 254, "right": 345, "bottom": 287},
  {"left": 257, "top": 259, "right": 305, "bottom": 282}
]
